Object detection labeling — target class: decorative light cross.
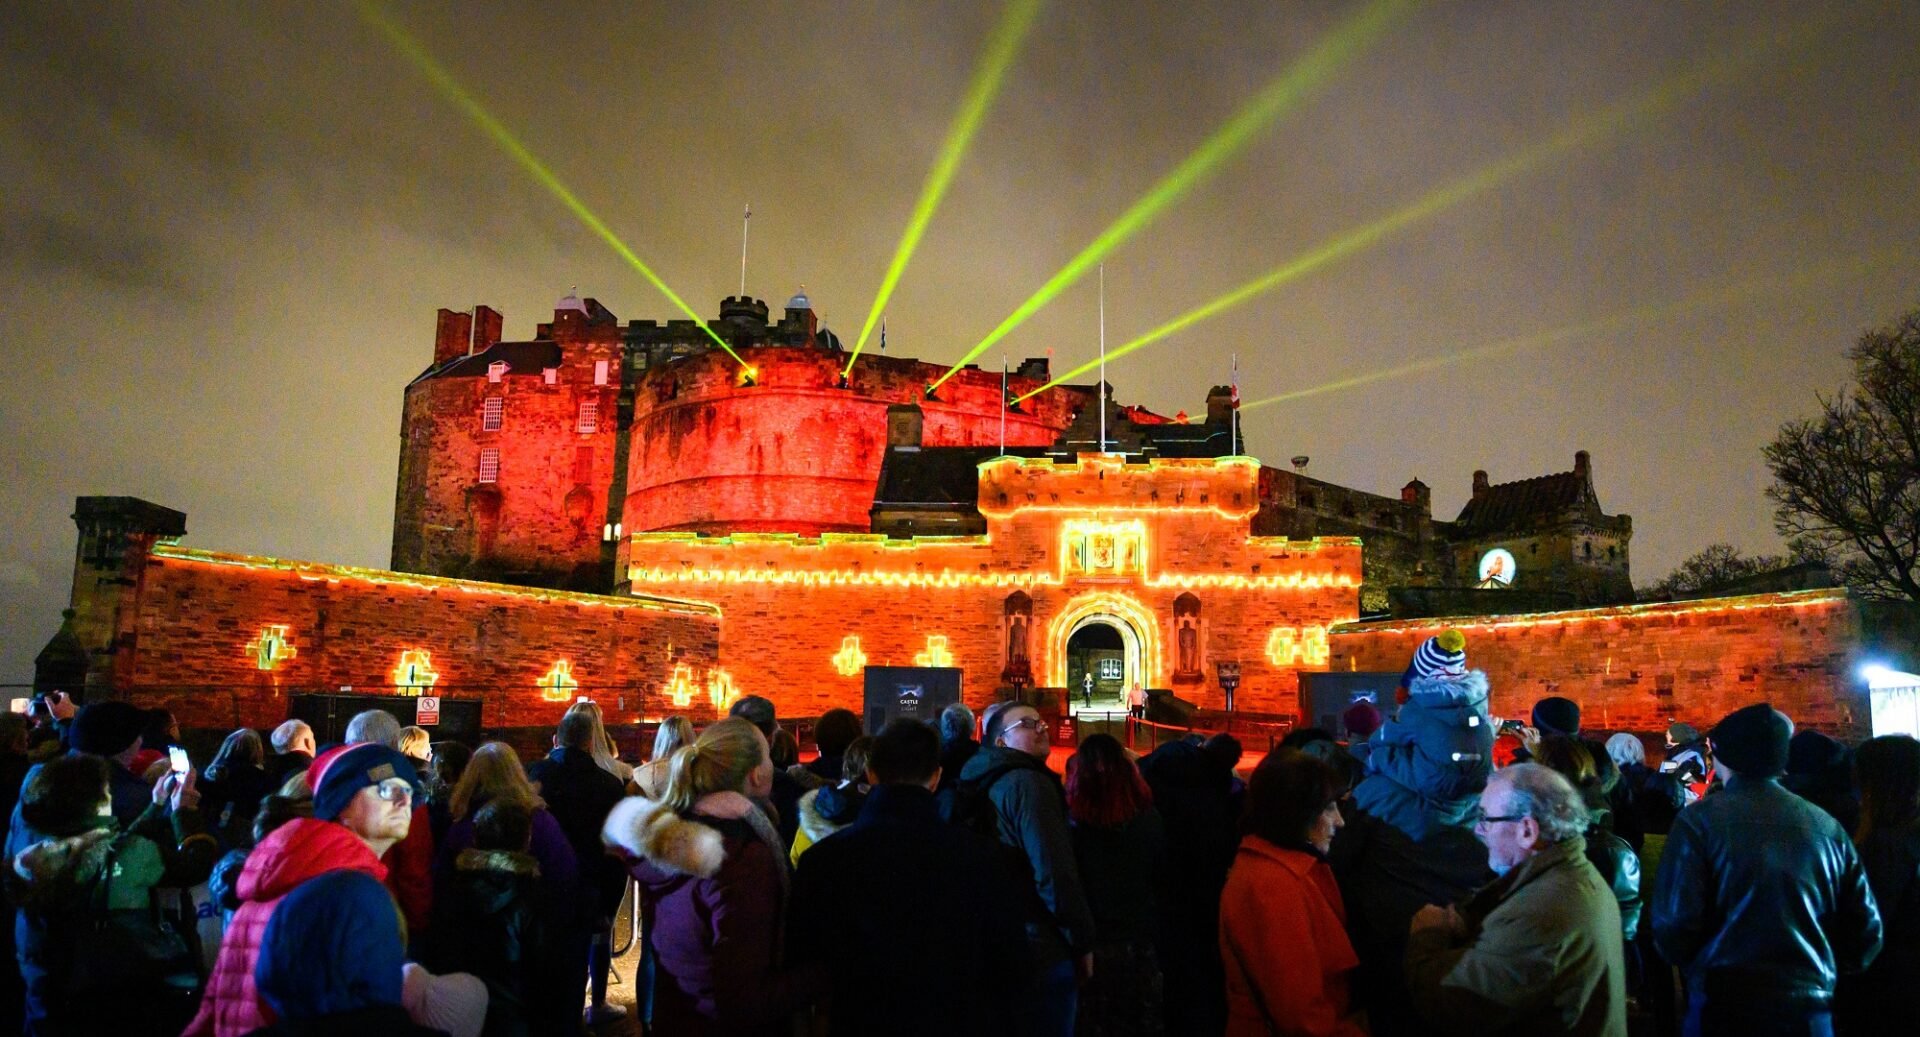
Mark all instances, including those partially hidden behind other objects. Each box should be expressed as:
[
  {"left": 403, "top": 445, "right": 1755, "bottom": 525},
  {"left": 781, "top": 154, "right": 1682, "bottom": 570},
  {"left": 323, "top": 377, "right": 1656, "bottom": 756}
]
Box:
[
  {"left": 705, "top": 668, "right": 740, "bottom": 711},
  {"left": 392, "top": 649, "right": 441, "bottom": 695},
  {"left": 537, "top": 660, "right": 579, "bottom": 702},
  {"left": 1265, "top": 625, "right": 1330, "bottom": 667},
  {"left": 831, "top": 635, "right": 868, "bottom": 676},
  {"left": 914, "top": 634, "right": 954, "bottom": 668},
  {"left": 245, "top": 625, "right": 297, "bottom": 671},
  {"left": 663, "top": 664, "right": 698, "bottom": 708}
]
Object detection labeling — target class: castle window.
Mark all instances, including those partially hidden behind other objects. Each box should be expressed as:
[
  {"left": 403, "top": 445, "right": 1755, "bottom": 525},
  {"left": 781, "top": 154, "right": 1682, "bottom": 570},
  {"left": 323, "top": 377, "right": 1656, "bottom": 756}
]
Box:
[
  {"left": 487, "top": 361, "right": 508, "bottom": 383},
  {"left": 1300, "top": 492, "right": 1317, "bottom": 510},
  {"left": 478, "top": 448, "right": 500, "bottom": 483},
  {"left": 594, "top": 359, "right": 610, "bottom": 386},
  {"left": 543, "top": 367, "right": 558, "bottom": 385},
  {"left": 482, "top": 396, "right": 503, "bottom": 431},
  {"left": 577, "top": 399, "right": 599, "bottom": 434}
]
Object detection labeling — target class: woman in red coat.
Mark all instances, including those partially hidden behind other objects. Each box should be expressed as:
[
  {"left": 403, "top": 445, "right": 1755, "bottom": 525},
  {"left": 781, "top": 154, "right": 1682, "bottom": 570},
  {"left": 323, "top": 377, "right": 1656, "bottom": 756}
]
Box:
[{"left": 1220, "top": 749, "right": 1367, "bottom": 1037}]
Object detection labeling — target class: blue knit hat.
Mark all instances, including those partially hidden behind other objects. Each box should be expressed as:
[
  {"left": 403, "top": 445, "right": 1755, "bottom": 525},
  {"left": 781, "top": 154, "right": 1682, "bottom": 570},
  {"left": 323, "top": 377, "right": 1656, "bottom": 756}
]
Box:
[
  {"left": 1401, "top": 629, "right": 1468, "bottom": 687},
  {"left": 256, "top": 870, "right": 405, "bottom": 1021},
  {"left": 309, "top": 743, "right": 421, "bottom": 822}
]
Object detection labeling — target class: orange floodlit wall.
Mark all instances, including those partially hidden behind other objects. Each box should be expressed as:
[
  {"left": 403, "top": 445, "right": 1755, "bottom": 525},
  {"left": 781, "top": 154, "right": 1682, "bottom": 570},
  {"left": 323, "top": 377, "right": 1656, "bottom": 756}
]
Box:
[
  {"left": 95, "top": 544, "right": 721, "bottom": 731},
  {"left": 1327, "top": 589, "right": 1869, "bottom": 741},
  {"left": 622, "top": 348, "right": 1086, "bottom": 534},
  {"left": 625, "top": 454, "right": 1362, "bottom": 718}
]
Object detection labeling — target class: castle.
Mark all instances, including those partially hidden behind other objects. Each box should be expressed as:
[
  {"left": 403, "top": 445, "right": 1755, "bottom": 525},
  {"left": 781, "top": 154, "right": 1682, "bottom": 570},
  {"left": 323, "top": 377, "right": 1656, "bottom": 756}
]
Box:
[{"left": 39, "top": 289, "right": 1667, "bottom": 735}]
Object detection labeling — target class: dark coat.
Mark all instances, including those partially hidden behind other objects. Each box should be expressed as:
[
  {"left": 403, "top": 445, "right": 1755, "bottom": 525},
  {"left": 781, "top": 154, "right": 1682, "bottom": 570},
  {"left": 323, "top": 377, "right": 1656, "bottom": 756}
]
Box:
[
  {"left": 241, "top": 1006, "right": 448, "bottom": 1037},
  {"left": 788, "top": 784, "right": 1023, "bottom": 1036},
  {"left": 1136, "top": 738, "right": 1238, "bottom": 1034},
  {"left": 603, "top": 791, "right": 820, "bottom": 1036},
  {"left": 262, "top": 750, "right": 313, "bottom": 790},
  {"left": 200, "top": 760, "right": 279, "bottom": 848},
  {"left": 525, "top": 746, "right": 628, "bottom": 913},
  {"left": 1838, "top": 821, "right": 1920, "bottom": 1035},
  {"left": 958, "top": 745, "right": 1098, "bottom": 960},
  {"left": 426, "top": 848, "right": 575, "bottom": 1036},
  {"left": 1651, "top": 776, "right": 1882, "bottom": 1011},
  {"left": 5, "top": 755, "right": 151, "bottom": 862},
  {"left": 937, "top": 736, "right": 980, "bottom": 793},
  {"left": 1072, "top": 805, "right": 1165, "bottom": 945}
]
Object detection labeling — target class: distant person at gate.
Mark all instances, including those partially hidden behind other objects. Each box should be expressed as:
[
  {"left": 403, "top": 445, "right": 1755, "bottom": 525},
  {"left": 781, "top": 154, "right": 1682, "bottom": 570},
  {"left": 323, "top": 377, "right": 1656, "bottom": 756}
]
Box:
[{"left": 1351, "top": 629, "right": 1495, "bottom": 841}]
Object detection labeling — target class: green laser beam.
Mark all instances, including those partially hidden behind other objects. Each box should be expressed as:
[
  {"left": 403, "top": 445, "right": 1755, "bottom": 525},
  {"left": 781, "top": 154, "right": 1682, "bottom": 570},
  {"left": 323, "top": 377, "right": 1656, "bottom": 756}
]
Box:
[
  {"left": 1018, "top": 14, "right": 1836, "bottom": 402},
  {"left": 1239, "top": 252, "right": 1898, "bottom": 411},
  {"left": 356, "top": 1, "right": 744, "bottom": 365},
  {"left": 929, "top": 0, "right": 1416, "bottom": 393},
  {"left": 843, "top": 0, "right": 1043, "bottom": 375}
]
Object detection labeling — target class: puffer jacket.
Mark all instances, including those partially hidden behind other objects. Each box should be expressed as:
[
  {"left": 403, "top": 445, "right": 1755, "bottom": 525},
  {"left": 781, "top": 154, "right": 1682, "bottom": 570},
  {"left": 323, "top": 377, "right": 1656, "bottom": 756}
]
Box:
[
  {"left": 182, "top": 817, "right": 388, "bottom": 1037},
  {"left": 603, "top": 791, "right": 821, "bottom": 1036},
  {"left": 788, "top": 781, "right": 866, "bottom": 867},
  {"left": 1351, "top": 671, "right": 1494, "bottom": 840},
  {"left": 1651, "top": 775, "right": 1882, "bottom": 1009},
  {"left": 1584, "top": 811, "right": 1643, "bottom": 940}
]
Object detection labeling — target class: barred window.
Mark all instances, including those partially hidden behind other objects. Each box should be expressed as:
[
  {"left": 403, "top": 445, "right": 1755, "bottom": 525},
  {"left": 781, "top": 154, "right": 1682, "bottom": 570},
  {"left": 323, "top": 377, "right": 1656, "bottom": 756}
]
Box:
[
  {"left": 577, "top": 399, "right": 599, "bottom": 433},
  {"left": 478, "top": 448, "right": 500, "bottom": 483},
  {"left": 482, "top": 396, "right": 503, "bottom": 431}
]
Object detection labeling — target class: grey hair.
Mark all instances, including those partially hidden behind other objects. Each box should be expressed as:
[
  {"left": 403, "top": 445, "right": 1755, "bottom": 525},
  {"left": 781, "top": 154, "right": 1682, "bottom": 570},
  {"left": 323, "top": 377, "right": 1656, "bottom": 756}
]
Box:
[
  {"left": 1496, "top": 763, "right": 1590, "bottom": 844},
  {"left": 271, "top": 719, "right": 312, "bottom": 753},
  {"left": 938, "top": 702, "right": 977, "bottom": 745},
  {"left": 980, "top": 700, "right": 1025, "bottom": 747},
  {"left": 344, "top": 709, "right": 404, "bottom": 749},
  {"left": 1605, "top": 732, "right": 1646, "bottom": 769}
]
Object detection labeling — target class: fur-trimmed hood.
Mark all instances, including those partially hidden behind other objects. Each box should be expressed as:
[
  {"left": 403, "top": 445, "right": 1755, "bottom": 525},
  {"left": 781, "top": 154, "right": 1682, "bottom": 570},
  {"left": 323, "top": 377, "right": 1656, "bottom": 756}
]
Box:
[
  {"left": 796, "top": 783, "right": 866, "bottom": 848},
  {"left": 454, "top": 847, "right": 540, "bottom": 877},
  {"left": 1405, "top": 669, "right": 1490, "bottom": 712},
  {"left": 602, "top": 790, "right": 763, "bottom": 879},
  {"left": 9, "top": 827, "right": 114, "bottom": 911}
]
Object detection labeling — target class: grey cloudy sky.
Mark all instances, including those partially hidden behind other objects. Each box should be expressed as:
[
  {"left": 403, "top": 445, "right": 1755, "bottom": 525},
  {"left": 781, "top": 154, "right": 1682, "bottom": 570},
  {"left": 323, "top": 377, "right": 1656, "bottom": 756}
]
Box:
[{"left": 3, "top": 0, "right": 1917, "bottom": 682}]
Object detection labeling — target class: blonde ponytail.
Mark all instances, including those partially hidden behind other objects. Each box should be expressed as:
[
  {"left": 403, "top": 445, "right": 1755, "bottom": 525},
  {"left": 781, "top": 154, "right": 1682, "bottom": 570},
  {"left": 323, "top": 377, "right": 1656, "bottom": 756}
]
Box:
[{"left": 660, "top": 717, "right": 765, "bottom": 814}]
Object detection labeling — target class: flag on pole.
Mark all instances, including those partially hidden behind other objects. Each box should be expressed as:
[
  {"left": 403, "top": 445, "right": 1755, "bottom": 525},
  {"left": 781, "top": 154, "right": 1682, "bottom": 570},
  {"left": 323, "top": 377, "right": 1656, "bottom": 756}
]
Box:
[
  {"left": 880, "top": 318, "right": 887, "bottom": 352},
  {"left": 1230, "top": 353, "right": 1240, "bottom": 407}
]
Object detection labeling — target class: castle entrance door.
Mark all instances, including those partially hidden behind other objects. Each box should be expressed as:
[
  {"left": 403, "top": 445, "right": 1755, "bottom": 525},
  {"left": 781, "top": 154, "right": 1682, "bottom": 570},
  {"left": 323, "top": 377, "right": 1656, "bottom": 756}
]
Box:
[{"left": 1065, "top": 615, "right": 1137, "bottom": 716}]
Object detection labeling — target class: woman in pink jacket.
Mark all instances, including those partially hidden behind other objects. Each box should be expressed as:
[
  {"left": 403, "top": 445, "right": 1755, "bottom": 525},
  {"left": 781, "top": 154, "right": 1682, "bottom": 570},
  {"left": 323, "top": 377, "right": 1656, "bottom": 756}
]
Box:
[{"left": 1220, "top": 749, "right": 1367, "bottom": 1037}]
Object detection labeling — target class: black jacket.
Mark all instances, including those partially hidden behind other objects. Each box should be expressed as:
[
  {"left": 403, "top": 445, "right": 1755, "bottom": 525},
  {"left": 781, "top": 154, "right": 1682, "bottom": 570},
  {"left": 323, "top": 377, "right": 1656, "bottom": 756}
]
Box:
[
  {"left": 1071, "top": 805, "right": 1165, "bottom": 945},
  {"left": 1651, "top": 775, "right": 1882, "bottom": 1006},
  {"left": 788, "top": 784, "right": 1024, "bottom": 1036},
  {"left": 958, "top": 745, "right": 1098, "bottom": 959},
  {"left": 1838, "top": 822, "right": 1920, "bottom": 1035},
  {"left": 525, "top": 746, "right": 627, "bottom": 914},
  {"left": 1584, "top": 814, "right": 1644, "bottom": 940},
  {"left": 425, "top": 848, "right": 572, "bottom": 1036}
]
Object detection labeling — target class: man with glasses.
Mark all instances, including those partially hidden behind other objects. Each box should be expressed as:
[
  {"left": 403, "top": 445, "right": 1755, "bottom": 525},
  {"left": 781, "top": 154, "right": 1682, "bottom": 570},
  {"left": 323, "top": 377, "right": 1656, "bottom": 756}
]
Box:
[
  {"left": 1404, "top": 763, "right": 1627, "bottom": 1036},
  {"left": 186, "top": 743, "right": 425, "bottom": 1036},
  {"left": 956, "top": 701, "right": 1096, "bottom": 1037}
]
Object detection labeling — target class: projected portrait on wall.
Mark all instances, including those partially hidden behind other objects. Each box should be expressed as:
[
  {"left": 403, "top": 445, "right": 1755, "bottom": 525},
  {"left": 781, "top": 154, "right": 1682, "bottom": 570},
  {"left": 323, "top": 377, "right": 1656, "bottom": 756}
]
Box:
[{"left": 1477, "top": 548, "right": 1516, "bottom": 589}]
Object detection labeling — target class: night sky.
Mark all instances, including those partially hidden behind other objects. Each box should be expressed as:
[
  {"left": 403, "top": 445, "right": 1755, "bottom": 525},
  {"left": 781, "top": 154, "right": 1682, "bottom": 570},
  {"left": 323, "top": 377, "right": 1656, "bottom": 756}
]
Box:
[{"left": 4, "top": 0, "right": 1917, "bottom": 683}]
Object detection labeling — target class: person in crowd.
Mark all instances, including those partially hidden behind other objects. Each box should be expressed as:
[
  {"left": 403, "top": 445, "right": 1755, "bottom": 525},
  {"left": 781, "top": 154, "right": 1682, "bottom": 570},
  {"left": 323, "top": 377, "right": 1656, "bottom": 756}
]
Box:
[
  {"left": 396, "top": 725, "right": 433, "bottom": 770},
  {"left": 955, "top": 701, "right": 1096, "bottom": 1035},
  {"left": 801, "top": 708, "right": 862, "bottom": 787},
  {"left": 1137, "top": 734, "right": 1239, "bottom": 1034},
  {"left": 731, "top": 694, "right": 810, "bottom": 845},
  {"left": 1660, "top": 722, "right": 1716, "bottom": 802},
  {"left": 526, "top": 706, "right": 629, "bottom": 1025},
  {"left": 186, "top": 741, "right": 422, "bottom": 1037},
  {"left": 1783, "top": 729, "right": 1860, "bottom": 833},
  {"left": 1603, "top": 733, "right": 1651, "bottom": 847},
  {"left": 11, "top": 754, "right": 216, "bottom": 1035},
  {"left": 1284, "top": 727, "right": 1367, "bottom": 793},
  {"left": 430, "top": 798, "right": 573, "bottom": 1036},
  {"left": 265, "top": 718, "right": 316, "bottom": 786},
  {"left": 788, "top": 717, "right": 1022, "bottom": 1035},
  {"left": 1203, "top": 732, "right": 1248, "bottom": 802},
  {"left": 1534, "top": 735, "right": 1643, "bottom": 940},
  {"left": 1837, "top": 734, "right": 1920, "bottom": 1035},
  {"left": 1342, "top": 699, "right": 1383, "bottom": 743},
  {"left": 1351, "top": 630, "right": 1494, "bottom": 841},
  {"left": 426, "top": 739, "right": 472, "bottom": 846},
  {"left": 637, "top": 716, "right": 695, "bottom": 799},
  {"left": 1405, "top": 763, "right": 1627, "bottom": 1035},
  {"left": 936, "top": 702, "right": 979, "bottom": 794},
  {"left": 6, "top": 700, "right": 153, "bottom": 859},
  {"left": 199, "top": 726, "right": 278, "bottom": 848},
  {"left": 790, "top": 735, "right": 872, "bottom": 867},
  {"left": 1335, "top": 634, "right": 1495, "bottom": 1036},
  {"left": 770, "top": 727, "right": 801, "bottom": 769},
  {"left": 344, "top": 708, "right": 435, "bottom": 938},
  {"left": 1220, "top": 749, "right": 1365, "bottom": 1037},
  {"left": 440, "top": 742, "right": 580, "bottom": 890},
  {"left": 603, "top": 716, "right": 820, "bottom": 1034},
  {"left": 23, "top": 690, "right": 76, "bottom": 761},
  {"left": 208, "top": 782, "right": 314, "bottom": 923},
  {"left": 0, "top": 711, "right": 33, "bottom": 1027},
  {"left": 1532, "top": 695, "right": 1582, "bottom": 739},
  {"left": 128, "top": 707, "right": 180, "bottom": 776},
  {"left": 1067, "top": 733, "right": 1166, "bottom": 1036},
  {"left": 250, "top": 868, "right": 483, "bottom": 1037},
  {"left": 1651, "top": 703, "right": 1882, "bottom": 1036}
]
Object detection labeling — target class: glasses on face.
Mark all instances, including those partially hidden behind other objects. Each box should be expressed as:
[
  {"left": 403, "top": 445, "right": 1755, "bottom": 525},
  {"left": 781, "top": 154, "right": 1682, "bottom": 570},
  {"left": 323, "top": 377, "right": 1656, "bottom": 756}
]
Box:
[
  {"left": 1006, "top": 717, "right": 1048, "bottom": 735},
  {"left": 374, "top": 782, "right": 414, "bottom": 805},
  {"left": 1472, "top": 807, "right": 1526, "bottom": 827}
]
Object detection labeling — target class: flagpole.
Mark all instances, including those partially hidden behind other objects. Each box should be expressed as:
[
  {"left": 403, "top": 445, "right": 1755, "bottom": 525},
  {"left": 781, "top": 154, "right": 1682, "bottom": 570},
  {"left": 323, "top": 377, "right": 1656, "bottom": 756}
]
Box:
[
  {"left": 1098, "top": 263, "right": 1107, "bottom": 455},
  {"left": 1231, "top": 352, "right": 1239, "bottom": 456},
  {"left": 1000, "top": 354, "right": 1008, "bottom": 456},
  {"left": 739, "top": 204, "right": 751, "bottom": 297}
]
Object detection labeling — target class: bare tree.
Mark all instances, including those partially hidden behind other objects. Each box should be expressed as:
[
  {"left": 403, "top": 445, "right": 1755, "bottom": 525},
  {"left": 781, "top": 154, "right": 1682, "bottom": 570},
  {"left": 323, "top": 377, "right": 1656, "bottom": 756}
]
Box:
[
  {"left": 1639, "top": 543, "right": 1788, "bottom": 599},
  {"left": 1764, "top": 305, "right": 1920, "bottom": 603}
]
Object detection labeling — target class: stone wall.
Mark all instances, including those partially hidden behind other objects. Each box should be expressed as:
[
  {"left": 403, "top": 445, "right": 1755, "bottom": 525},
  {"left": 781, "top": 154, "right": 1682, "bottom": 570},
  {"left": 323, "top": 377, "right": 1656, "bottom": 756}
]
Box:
[
  {"left": 1327, "top": 589, "right": 1869, "bottom": 740},
  {"left": 97, "top": 544, "right": 721, "bottom": 733}
]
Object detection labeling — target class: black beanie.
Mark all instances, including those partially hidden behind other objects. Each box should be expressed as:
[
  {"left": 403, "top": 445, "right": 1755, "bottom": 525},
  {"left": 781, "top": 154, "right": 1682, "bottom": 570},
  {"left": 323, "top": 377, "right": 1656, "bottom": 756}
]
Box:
[
  {"left": 1532, "top": 696, "right": 1582, "bottom": 737},
  {"left": 70, "top": 701, "right": 146, "bottom": 757},
  {"left": 1711, "top": 703, "right": 1794, "bottom": 778}
]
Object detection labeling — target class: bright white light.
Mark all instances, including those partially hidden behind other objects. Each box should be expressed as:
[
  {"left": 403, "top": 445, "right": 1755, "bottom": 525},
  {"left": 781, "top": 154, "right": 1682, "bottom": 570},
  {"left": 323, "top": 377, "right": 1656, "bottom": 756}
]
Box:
[{"left": 1863, "top": 664, "right": 1920, "bottom": 690}]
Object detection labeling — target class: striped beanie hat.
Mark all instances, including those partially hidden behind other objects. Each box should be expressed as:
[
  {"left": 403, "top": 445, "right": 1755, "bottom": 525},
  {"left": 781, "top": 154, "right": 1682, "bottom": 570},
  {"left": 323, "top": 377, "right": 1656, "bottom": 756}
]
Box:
[{"left": 1403, "top": 629, "right": 1468, "bottom": 685}]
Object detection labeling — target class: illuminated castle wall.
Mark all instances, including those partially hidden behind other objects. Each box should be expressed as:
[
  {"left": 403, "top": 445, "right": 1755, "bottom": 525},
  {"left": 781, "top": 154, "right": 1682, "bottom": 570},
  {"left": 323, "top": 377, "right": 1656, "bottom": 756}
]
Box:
[{"left": 623, "top": 455, "right": 1361, "bottom": 717}]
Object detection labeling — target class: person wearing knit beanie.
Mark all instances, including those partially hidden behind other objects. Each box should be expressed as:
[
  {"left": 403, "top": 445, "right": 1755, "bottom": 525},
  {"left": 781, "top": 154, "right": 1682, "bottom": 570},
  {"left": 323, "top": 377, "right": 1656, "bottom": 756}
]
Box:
[
  {"left": 1531, "top": 696, "right": 1582, "bottom": 737},
  {"left": 1709, "top": 703, "right": 1794, "bottom": 778},
  {"left": 309, "top": 743, "right": 422, "bottom": 823},
  {"left": 1397, "top": 629, "right": 1467, "bottom": 705},
  {"left": 1342, "top": 700, "right": 1384, "bottom": 740}
]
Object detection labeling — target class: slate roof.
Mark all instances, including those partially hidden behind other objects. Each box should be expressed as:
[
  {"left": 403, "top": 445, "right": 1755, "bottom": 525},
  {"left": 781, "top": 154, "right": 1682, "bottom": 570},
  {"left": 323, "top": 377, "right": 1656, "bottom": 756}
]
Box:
[
  {"left": 416, "top": 340, "right": 564, "bottom": 382},
  {"left": 873, "top": 446, "right": 1051, "bottom": 507},
  {"left": 1452, "top": 470, "right": 1592, "bottom": 534}
]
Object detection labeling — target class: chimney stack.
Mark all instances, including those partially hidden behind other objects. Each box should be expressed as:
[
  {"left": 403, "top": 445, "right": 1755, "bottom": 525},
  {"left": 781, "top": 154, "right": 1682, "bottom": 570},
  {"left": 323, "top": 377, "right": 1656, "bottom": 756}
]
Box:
[
  {"left": 1472, "top": 470, "right": 1489, "bottom": 497},
  {"left": 473, "top": 305, "right": 504, "bottom": 353},
  {"left": 1205, "top": 386, "right": 1234, "bottom": 425},
  {"left": 1574, "top": 450, "right": 1591, "bottom": 481},
  {"left": 434, "top": 309, "right": 474, "bottom": 365}
]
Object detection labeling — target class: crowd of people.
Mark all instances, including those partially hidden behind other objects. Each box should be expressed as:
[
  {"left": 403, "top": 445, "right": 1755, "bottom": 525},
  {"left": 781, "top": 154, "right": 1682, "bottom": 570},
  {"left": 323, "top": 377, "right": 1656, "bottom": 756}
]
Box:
[{"left": 1, "top": 627, "right": 1916, "bottom": 1037}]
